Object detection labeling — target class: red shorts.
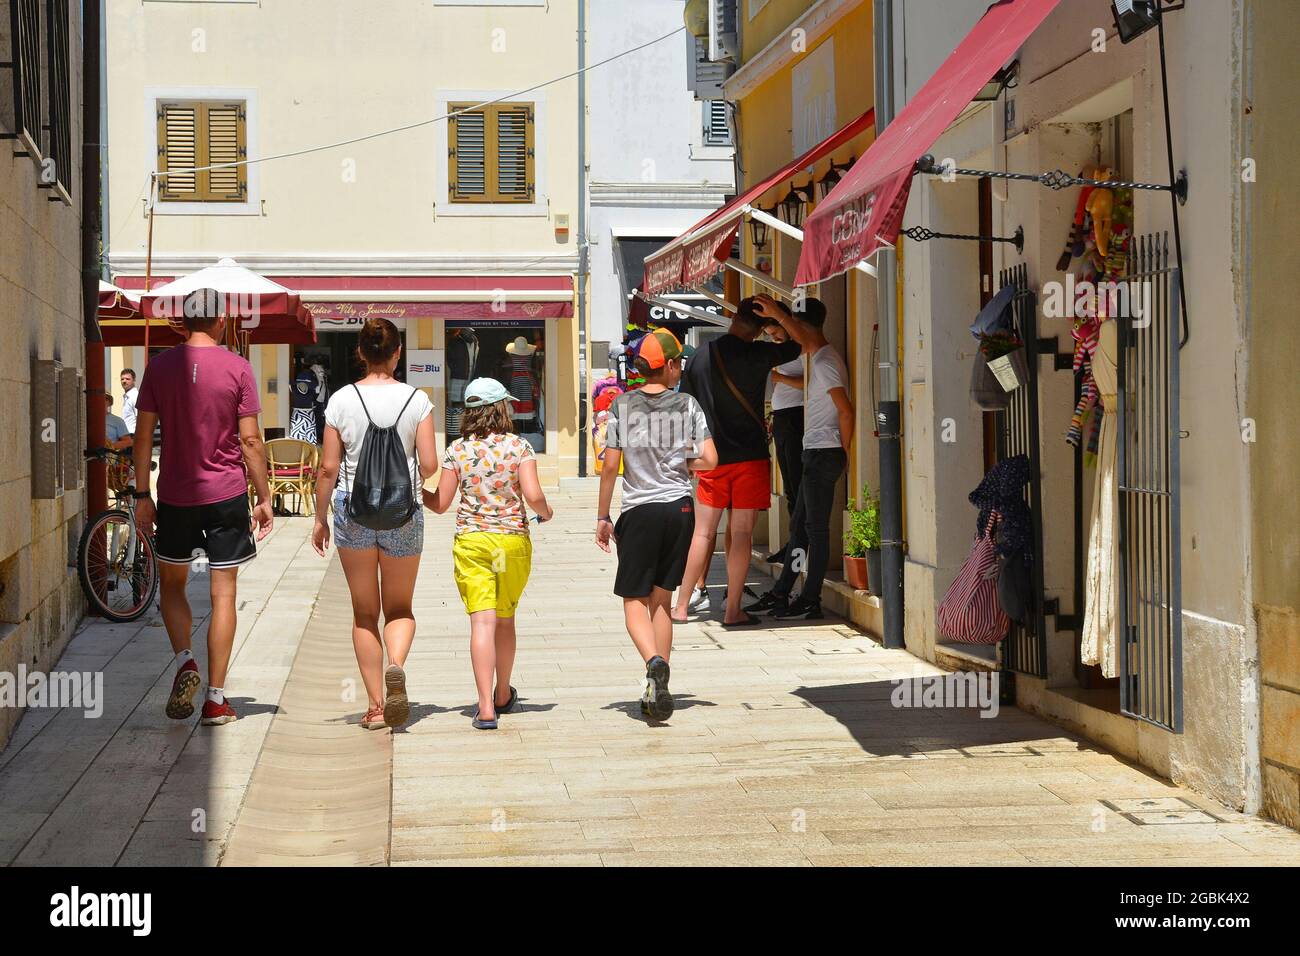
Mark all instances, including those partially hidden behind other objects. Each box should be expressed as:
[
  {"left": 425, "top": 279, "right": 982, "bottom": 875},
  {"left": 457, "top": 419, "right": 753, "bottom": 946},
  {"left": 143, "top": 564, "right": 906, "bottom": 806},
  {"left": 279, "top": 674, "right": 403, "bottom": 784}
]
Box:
[{"left": 695, "top": 460, "right": 770, "bottom": 510}]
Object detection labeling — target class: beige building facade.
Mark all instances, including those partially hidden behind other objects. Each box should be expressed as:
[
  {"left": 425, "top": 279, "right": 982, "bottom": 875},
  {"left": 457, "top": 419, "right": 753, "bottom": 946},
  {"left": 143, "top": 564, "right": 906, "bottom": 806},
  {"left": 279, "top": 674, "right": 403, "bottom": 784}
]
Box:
[{"left": 105, "top": 0, "right": 585, "bottom": 483}]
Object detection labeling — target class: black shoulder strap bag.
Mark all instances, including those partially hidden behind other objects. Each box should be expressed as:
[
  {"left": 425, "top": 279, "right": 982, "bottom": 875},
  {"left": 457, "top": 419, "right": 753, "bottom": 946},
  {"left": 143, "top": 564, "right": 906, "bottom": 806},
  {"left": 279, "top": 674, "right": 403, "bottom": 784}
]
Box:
[{"left": 712, "top": 342, "right": 773, "bottom": 443}]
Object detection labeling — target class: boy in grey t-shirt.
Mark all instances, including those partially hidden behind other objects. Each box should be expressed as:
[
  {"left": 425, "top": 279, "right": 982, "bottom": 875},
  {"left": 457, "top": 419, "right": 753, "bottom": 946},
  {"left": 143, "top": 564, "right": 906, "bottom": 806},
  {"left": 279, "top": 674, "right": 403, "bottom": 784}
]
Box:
[{"left": 596, "top": 329, "right": 717, "bottom": 720}]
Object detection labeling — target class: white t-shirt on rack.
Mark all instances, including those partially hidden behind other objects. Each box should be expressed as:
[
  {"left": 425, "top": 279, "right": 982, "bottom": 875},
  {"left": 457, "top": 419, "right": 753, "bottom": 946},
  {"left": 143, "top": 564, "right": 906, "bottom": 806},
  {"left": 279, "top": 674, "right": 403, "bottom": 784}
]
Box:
[{"left": 325, "top": 383, "right": 433, "bottom": 493}]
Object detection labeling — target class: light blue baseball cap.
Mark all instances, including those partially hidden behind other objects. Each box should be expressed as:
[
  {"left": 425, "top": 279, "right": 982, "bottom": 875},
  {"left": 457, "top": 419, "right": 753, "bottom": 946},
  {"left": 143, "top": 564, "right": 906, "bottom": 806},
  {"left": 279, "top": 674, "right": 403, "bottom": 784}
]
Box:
[{"left": 463, "top": 377, "right": 511, "bottom": 408}]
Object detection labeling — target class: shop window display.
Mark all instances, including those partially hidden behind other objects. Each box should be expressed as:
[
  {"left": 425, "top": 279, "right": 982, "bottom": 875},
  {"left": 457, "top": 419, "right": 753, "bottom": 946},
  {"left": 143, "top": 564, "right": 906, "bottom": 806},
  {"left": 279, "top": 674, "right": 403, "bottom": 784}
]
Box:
[{"left": 445, "top": 321, "right": 545, "bottom": 452}]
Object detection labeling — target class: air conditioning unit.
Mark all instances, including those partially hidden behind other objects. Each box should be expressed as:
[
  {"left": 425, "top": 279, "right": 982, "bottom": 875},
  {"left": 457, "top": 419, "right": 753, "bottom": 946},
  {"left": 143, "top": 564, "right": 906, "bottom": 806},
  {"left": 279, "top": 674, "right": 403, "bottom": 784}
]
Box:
[{"left": 708, "top": 0, "right": 739, "bottom": 63}]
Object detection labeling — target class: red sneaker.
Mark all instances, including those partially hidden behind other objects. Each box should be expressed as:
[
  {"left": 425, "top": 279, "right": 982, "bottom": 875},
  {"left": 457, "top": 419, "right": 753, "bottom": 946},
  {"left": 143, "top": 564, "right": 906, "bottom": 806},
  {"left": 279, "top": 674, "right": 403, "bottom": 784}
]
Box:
[
  {"left": 165, "top": 660, "right": 202, "bottom": 720},
  {"left": 200, "top": 697, "right": 238, "bottom": 726}
]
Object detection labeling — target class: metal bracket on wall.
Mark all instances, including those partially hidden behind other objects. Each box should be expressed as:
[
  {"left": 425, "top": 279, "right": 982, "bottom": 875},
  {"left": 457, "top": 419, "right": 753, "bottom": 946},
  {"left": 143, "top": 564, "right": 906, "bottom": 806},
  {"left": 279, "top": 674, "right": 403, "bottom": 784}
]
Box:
[
  {"left": 916, "top": 154, "right": 1189, "bottom": 205},
  {"left": 1033, "top": 336, "right": 1075, "bottom": 372},
  {"left": 901, "top": 224, "right": 1024, "bottom": 255}
]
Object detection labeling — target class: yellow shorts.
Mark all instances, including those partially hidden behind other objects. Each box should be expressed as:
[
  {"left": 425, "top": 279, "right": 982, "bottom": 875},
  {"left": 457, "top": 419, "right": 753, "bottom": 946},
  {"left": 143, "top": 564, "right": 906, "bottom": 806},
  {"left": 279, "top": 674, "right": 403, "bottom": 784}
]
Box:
[{"left": 452, "top": 532, "right": 533, "bottom": 617}]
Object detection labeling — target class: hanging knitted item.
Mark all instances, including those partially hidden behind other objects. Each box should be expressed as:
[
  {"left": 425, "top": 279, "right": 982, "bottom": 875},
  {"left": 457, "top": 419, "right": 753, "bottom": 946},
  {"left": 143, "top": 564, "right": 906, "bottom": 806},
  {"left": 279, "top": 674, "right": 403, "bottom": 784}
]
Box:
[
  {"left": 1067, "top": 315, "right": 1100, "bottom": 449},
  {"left": 969, "top": 454, "right": 1034, "bottom": 565},
  {"left": 1055, "top": 179, "right": 1096, "bottom": 272}
]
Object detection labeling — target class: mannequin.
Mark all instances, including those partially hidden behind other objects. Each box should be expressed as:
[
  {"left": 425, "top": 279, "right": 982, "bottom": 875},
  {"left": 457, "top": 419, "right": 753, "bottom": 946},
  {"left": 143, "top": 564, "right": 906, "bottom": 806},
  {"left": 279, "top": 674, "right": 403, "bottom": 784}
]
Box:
[{"left": 446, "top": 328, "right": 479, "bottom": 438}]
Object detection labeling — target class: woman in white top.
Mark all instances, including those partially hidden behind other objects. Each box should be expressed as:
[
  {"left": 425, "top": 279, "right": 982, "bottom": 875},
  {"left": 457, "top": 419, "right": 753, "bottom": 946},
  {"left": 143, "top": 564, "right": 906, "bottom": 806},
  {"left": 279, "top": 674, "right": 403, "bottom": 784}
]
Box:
[{"left": 311, "top": 318, "right": 437, "bottom": 731}]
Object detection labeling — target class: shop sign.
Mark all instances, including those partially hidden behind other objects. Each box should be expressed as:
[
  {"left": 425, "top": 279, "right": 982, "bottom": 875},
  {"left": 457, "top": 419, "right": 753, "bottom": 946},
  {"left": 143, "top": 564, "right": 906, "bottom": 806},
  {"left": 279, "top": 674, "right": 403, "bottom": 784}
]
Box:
[
  {"left": 307, "top": 304, "right": 410, "bottom": 331},
  {"left": 649, "top": 302, "right": 722, "bottom": 323},
  {"left": 792, "top": 38, "right": 836, "bottom": 159},
  {"left": 445, "top": 319, "right": 545, "bottom": 330},
  {"left": 405, "top": 349, "right": 445, "bottom": 387}
]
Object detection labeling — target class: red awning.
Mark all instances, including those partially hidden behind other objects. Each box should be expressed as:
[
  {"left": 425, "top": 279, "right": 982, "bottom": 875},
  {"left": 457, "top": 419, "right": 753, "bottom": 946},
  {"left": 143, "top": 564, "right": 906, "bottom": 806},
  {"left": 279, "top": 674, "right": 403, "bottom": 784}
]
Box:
[
  {"left": 797, "top": 0, "right": 1060, "bottom": 285},
  {"left": 644, "top": 107, "right": 876, "bottom": 296},
  {"left": 112, "top": 274, "right": 575, "bottom": 338}
]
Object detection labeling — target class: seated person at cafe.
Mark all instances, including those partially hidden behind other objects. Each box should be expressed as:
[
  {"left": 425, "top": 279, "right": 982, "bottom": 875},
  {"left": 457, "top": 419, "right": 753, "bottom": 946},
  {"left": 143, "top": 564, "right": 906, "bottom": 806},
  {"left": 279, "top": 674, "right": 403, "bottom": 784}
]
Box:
[{"left": 106, "top": 395, "right": 133, "bottom": 450}]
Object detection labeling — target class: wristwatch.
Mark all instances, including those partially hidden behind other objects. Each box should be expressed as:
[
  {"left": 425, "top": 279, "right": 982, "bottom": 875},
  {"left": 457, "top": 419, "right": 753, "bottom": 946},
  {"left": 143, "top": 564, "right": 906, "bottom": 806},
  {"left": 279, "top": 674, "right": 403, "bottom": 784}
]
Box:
[{"left": 132, "top": 490, "right": 152, "bottom": 500}]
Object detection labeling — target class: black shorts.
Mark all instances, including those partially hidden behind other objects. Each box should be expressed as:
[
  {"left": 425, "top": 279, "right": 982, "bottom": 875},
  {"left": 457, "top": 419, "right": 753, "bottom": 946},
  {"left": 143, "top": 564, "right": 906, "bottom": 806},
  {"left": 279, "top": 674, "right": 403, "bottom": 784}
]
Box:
[
  {"left": 155, "top": 493, "right": 258, "bottom": 569},
  {"left": 613, "top": 496, "right": 696, "bottom": 598}
]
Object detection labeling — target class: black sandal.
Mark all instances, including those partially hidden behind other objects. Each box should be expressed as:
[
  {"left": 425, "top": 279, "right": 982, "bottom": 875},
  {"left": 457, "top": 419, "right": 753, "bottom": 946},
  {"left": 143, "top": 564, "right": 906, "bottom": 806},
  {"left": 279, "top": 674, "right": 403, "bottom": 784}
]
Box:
[
  {"left": 721, "top": 613, "right": 762, "bottom": 629},
  {"left": 494, "top": 685, "right": 519, "bottom": 715}
]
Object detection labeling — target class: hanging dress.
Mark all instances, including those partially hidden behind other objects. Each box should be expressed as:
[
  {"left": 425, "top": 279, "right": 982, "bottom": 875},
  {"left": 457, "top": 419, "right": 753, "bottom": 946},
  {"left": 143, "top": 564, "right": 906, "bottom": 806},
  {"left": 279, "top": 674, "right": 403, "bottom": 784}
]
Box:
[
  {"left": 508, "top": 353, "right": 536, "bottom": 426},
  {"left": 1080, "top": 335, "right": 1120, "bottom": 676}
]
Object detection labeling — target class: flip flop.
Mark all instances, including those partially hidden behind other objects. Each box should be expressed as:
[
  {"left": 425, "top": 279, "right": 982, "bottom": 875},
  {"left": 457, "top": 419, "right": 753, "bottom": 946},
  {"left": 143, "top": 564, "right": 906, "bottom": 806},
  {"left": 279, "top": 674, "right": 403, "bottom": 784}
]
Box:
[
  {"left": 721, "top": 613, "right": 762, "bottom": 629},
  {"left": 472, "top": 707, "right": 498, "bottom": 730},
  {"left": 494, "top": 685, "right": 519, "bottom": 715}
]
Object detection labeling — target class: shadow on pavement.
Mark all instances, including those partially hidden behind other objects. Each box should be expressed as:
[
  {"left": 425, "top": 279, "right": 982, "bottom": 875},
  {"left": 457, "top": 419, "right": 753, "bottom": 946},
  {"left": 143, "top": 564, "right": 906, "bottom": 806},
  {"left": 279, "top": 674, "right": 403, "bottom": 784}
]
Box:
[{"left": 793, "top": 679, "right": 1098, "bottom": 760}]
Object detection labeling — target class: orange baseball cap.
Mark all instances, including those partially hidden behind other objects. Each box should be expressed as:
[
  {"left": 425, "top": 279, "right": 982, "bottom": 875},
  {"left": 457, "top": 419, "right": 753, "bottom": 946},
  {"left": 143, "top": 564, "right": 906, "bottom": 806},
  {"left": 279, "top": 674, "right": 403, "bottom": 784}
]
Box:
[{"left": 631, "top": 328, "right": 683, "bottom": 371}]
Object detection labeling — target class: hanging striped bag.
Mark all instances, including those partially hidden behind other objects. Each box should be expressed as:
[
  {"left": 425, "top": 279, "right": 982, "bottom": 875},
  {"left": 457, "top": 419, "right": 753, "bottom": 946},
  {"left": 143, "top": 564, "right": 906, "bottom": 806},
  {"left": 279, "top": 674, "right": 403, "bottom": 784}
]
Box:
[{"left": 936, "top": 512, "right": 1011, "bottom": 645}]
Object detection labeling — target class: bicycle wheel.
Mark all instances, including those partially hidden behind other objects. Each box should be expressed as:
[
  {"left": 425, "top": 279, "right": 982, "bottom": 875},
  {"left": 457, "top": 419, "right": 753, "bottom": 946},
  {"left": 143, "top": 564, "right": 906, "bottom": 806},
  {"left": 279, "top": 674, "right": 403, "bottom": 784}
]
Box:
[{"left": 78, "top": 510, "right": 159, "bottom": 623}]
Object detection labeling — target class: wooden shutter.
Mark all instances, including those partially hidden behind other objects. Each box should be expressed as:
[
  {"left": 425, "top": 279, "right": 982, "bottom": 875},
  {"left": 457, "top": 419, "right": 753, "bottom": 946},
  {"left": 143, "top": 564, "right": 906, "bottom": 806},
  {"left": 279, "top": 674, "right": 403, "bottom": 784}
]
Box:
[
  {"left": 449, "top": 102, "right": 534, "bottom": 204},
  {"left": 449, "top": 105, "right": 487, "bottom": 200},
  {"left": 204, "top": 103, "right": 248, "bottom": 200},
  {"left": 158, "top": 103, "right": 200, "bottom": 199},
  {"left": 495, "top": 105, "right": 533, "bottom": 202},
  {"left": 158, "top": 100, "right": 247, "bottom": 202}
]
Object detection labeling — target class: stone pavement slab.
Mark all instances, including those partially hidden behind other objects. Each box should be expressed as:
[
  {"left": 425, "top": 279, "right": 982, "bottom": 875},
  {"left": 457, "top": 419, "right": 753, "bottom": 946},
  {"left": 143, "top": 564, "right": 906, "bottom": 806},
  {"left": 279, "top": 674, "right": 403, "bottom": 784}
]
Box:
[{"left": 3, "top": 488, "right": 1299, "bottom": 867}]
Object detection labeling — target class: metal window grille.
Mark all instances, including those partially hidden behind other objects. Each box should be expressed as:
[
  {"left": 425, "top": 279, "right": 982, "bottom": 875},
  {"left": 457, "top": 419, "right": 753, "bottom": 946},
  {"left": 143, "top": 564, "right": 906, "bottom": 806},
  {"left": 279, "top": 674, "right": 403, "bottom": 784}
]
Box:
[
  {"left": 1116, "top": 233, "right": 1182, "bottom": 731},
  {"left": 7, "top": 0, "right": 42, "bottom": 152},
  {"left": 44, "top": 0, "right": 71, "bottom": 195},
  {"left": 995, "top": 263, "right": 1049, "bottom": 678}
]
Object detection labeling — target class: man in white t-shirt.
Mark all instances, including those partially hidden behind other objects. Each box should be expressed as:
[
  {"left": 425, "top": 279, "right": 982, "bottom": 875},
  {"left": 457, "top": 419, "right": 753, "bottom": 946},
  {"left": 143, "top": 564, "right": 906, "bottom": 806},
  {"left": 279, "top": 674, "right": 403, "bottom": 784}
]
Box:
[
  {"left": 120, "top": 368, "right": 139, "bottom": 434},
  {"left": 765, "top": 322, "right": 804, "bottom": 565},
  {"left": 747, "top": 296, "right": 854, "bottom": 620}
]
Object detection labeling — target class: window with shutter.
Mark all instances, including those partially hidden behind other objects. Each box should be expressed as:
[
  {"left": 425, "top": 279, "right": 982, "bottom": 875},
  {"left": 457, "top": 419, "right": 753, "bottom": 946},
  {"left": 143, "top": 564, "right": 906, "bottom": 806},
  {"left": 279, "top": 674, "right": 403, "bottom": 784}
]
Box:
[
  {"left": 703, "top": 100, "right": 732, "bottom": 147},
  {"left": 449, "top": 102, "right": 535, "bottom": 204},
  {"left": 157, "top": 100, "right": 248, "bottom": 203}
]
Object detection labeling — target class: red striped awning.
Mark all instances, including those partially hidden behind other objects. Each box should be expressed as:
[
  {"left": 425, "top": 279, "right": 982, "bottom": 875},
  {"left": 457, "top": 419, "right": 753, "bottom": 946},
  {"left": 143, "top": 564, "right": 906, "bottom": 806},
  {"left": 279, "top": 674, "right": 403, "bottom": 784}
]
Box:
[{"left": 643, "top": 106, "right": 875, "bottom": 296}]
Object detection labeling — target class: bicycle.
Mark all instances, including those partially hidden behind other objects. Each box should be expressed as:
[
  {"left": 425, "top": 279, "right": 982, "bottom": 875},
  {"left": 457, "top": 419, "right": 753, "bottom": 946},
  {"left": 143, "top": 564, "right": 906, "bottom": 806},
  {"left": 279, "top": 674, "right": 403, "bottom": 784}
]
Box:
[{"left": 77, "top": 447, "right": 159, "bottom": 622}]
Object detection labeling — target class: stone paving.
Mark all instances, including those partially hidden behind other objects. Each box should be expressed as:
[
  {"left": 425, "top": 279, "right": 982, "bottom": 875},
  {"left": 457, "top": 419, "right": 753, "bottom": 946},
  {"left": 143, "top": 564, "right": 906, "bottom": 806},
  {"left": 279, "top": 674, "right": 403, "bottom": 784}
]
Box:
[{"left": 2, "top": 487, "right": 1299, "bottom": 866}]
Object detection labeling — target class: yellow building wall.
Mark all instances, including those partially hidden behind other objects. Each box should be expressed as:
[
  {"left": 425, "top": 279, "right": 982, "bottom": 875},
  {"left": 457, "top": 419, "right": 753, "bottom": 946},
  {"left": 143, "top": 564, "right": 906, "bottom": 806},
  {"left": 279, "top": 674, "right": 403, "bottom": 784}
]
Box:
[{"left": 736, "top": 2, "right": 875, "bottom": 186}]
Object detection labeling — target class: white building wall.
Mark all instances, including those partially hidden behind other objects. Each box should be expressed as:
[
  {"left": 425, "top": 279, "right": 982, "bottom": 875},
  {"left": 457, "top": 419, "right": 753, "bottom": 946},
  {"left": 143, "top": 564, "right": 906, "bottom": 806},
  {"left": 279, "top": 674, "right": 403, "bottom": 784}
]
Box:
[{"left": 587, "top": 0, "right": 734, "bottom": 349}]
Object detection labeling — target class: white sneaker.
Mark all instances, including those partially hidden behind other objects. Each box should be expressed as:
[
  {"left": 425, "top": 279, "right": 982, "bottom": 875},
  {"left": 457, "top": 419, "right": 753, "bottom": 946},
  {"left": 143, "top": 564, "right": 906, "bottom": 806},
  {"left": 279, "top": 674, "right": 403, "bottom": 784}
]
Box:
[{"left": 688, "top": 587, "right": 709, "bottom": 612}]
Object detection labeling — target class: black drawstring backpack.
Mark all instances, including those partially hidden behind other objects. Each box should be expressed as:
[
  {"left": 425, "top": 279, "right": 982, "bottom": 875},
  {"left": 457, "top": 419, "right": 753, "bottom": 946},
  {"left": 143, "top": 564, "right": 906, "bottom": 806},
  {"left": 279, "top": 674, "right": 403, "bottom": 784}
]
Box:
[{"left": 343, "top": 385, "right": 419, "bottom": 531}]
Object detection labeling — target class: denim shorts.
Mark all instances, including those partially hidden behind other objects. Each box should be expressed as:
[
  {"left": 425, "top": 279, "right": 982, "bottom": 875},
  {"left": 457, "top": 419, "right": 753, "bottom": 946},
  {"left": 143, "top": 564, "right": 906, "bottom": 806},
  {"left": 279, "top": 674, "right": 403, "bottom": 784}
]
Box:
[{"left": 333, "top": 491, "right": 424, "bottom": 557}]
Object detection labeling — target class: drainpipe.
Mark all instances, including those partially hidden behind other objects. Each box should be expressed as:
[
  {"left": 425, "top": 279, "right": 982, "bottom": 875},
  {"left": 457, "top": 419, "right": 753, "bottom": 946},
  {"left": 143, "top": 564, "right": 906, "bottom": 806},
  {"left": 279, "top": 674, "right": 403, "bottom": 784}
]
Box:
[
  {"left": 874, "top": 0, "right": 905, "bottom": 650},
  {"left": 99, "top": 0, "right": 108, "bottom": 283},
  {"left": 83, "top": 0, "right": 107, "bottom": 518},
  {"left": 576, "top": 0, "right": 589, "bottom": 477}
]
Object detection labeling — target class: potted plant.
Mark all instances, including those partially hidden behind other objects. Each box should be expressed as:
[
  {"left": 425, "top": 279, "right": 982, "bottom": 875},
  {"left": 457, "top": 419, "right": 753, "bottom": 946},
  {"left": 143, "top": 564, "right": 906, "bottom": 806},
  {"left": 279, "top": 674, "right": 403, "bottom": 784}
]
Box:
[
  {"left": 844, "top": 485, "right": 882, "bottom": 594},
  {"left": 978, "top": 329, "right": 1027, "bottom": 392}
]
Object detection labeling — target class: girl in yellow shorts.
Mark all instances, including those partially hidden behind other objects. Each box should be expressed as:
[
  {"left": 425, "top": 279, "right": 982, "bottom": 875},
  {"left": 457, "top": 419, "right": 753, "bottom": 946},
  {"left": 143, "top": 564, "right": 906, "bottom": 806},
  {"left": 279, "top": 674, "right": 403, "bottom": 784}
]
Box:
[{"left": 424, "top": 378, "right": 553, "bottom": 729}]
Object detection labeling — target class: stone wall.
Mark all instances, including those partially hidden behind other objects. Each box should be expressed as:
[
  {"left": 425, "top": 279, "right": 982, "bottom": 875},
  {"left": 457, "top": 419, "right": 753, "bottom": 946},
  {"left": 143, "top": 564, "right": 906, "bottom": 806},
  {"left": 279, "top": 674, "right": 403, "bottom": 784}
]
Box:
[{"left": 0, "top": 2, "right": 87, "bottom": 750}]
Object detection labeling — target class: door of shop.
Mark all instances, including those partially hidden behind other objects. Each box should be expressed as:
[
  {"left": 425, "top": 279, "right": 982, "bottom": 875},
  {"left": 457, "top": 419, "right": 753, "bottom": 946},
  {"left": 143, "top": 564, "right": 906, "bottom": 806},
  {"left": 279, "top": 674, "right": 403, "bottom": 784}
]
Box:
[
  {"left": 1116, "top": 235, "right": 1183, "bottom": 731},
  {"left": 995, "top": 263, "right": 1049, "bottom": 678}
]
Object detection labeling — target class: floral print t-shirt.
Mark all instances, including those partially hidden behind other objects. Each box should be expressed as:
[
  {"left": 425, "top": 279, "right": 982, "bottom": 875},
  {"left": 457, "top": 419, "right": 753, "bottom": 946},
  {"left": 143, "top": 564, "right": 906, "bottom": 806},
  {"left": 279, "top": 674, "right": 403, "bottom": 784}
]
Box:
[{"left": 441, "top": 433, "right": 535, "bottom": 536}]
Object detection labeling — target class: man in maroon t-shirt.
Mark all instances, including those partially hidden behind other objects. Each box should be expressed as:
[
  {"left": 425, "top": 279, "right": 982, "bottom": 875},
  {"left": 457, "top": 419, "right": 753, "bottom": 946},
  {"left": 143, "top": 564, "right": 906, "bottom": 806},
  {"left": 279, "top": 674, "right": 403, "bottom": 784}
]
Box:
[{"left": 133, "top": 289, "right": 274, "bottom": 727}]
